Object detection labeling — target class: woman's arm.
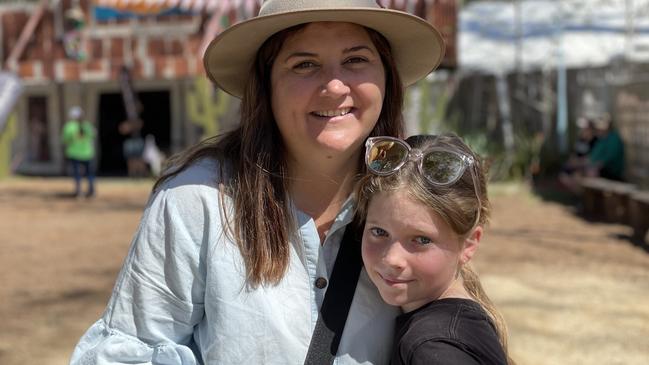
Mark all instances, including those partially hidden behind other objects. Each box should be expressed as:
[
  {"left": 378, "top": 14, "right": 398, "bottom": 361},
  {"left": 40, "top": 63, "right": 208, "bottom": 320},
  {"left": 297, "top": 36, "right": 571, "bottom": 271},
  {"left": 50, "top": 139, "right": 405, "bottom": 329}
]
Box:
[{"left": 70, "top": 180, "right": 214, "bottom": 364}]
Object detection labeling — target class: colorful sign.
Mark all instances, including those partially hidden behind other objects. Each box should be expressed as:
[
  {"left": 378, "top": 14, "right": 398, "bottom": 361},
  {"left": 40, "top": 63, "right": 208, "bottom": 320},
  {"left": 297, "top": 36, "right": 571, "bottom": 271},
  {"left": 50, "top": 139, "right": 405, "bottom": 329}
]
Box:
[{"left": 93, "top": 0, "right": 201, "bottom": 21}]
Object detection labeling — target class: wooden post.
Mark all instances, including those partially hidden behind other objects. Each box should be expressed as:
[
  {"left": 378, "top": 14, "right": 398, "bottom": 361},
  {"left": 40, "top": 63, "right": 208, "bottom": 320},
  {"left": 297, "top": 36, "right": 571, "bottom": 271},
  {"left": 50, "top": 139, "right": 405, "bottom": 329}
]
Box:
[
  {"left": 630, "top": 191, "right": 649, "bottom": 244},
  {"left": 4, "top": 0, "right": 50, "bottom": 70}
]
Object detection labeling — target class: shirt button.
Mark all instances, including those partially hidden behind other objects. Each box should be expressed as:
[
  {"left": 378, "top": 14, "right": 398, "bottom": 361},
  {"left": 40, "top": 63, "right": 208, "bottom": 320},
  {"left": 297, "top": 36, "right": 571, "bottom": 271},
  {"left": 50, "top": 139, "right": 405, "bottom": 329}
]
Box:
[{"left": 315, "top": 277, "right": 328, "bottom": 289}]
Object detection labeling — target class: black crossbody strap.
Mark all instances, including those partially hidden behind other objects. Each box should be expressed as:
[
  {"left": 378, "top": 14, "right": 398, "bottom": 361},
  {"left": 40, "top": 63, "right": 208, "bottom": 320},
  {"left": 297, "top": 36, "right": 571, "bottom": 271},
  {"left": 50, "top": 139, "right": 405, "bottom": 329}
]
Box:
[{"left": 304, "top": 220, "right": 364, "bottom": 365}]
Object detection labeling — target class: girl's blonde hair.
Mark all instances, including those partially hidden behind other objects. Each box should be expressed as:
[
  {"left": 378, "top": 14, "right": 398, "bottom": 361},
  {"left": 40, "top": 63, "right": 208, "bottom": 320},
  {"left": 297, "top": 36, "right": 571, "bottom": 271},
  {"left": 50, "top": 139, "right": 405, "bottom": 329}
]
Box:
[{"left": 356, "top": 133, "right": 513, "bottom": 364}]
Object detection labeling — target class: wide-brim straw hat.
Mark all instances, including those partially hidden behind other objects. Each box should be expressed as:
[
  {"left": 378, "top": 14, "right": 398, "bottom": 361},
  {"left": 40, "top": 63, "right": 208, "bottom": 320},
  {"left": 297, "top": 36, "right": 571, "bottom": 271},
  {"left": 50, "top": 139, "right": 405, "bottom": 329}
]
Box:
[{"left": 203, "top": 0, "right": 445, "bottom": 98}]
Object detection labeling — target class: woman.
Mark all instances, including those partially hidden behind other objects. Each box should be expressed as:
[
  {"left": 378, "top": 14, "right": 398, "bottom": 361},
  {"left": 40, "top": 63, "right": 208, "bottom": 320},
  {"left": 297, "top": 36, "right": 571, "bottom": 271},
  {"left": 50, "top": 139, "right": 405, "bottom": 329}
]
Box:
[{"left": 70, "top": 1, "right": 444, "bottom": 364}]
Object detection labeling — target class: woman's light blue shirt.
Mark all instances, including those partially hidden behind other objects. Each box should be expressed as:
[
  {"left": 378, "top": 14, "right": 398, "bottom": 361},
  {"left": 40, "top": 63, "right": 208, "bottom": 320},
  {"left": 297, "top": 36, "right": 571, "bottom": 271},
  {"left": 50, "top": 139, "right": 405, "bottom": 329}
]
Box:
[{"left": 70, "top": 159, "right": 399, "bottom": 364}]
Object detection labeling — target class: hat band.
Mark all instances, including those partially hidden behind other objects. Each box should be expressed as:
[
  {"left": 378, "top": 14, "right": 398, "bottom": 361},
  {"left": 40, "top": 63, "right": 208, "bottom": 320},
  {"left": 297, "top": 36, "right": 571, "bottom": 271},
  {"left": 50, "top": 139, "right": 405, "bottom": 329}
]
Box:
[{"left": 260, "top": 0, "right": 381, "bottom": 16}]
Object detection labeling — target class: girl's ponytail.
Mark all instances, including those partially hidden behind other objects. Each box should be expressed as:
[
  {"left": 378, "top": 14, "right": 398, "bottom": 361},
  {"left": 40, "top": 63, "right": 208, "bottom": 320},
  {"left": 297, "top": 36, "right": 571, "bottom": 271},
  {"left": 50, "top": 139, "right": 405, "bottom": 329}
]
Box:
[{"left": 461, "top": 264, "right": 516, "bottom": 365}]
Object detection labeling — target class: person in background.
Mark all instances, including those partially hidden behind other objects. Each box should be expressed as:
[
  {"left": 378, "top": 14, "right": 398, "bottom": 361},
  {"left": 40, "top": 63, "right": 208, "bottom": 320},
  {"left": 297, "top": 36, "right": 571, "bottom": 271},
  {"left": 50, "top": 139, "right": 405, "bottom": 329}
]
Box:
[
  {"left": 572, "top": 117, "right": 598, "bottom": 159},
  {"left": 61, "top": 106, "right": 95, "bottom": 198},
  {"left": 558, "top": 116, "right": 598, "bottom": 192},
  {"left": 69, "top": 1, "right": 446, "bottom": 363},
  {"left": 586, "top": 114, "right": 625, "bottom": 181},
  {"left": 357, "top": 134, "right": 512, "bottom": 365},
  {"left": 118, "top": 117, "right": 147, "bottom": 177}
]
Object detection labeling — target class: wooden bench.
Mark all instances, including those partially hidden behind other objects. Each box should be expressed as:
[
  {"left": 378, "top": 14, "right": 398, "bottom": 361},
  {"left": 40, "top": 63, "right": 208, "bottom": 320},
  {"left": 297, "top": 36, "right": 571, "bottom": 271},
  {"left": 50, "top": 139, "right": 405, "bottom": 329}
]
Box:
[
  {"left": 580, "top": 177, "right": 637, "bottom": 223},
  {"left": 629, "top": 190, "right": 649, "bottom": 244}
]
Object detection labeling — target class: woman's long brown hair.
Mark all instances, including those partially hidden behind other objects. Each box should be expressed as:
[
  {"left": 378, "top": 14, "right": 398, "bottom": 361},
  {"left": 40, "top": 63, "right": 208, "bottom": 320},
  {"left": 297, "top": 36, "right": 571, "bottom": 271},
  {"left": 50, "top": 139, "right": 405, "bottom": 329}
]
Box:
[{"left": 154, "top": 24, "right": 404, "bottom": 288}]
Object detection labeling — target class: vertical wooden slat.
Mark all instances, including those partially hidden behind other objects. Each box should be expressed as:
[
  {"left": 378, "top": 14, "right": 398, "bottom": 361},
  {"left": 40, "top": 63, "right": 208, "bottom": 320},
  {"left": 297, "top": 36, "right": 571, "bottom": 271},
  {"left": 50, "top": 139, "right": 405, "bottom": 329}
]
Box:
[
  {"left": 428, "top": 0, "right": 457, "bottom": 69},
  {"left": 5, "top": 0, "right": 50, "bottom": 69}
]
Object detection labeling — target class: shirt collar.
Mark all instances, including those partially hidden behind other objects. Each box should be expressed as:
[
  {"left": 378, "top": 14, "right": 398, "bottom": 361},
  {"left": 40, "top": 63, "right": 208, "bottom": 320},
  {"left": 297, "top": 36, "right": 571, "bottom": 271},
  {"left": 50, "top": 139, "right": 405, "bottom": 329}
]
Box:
[{"left": 292, "top": 194, "right": 356, "bottom": 233}]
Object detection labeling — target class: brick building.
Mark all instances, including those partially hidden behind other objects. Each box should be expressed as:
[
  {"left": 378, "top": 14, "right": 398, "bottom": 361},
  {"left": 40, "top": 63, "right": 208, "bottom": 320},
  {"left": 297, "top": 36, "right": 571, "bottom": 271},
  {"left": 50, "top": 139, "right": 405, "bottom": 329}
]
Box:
[{"left": 1, "top": 0, "right": 457, "bottom": 176}]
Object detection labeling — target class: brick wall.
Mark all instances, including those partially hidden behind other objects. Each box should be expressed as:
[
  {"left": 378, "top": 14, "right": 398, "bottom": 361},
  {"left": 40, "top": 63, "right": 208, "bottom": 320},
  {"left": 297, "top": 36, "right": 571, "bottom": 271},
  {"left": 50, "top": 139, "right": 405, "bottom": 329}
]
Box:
[
  {"left": 2, "top": 0, "right": 460, "bottom": 82},
  {"left": 429, "top": 0, "right": 458, "bottom": 70},
  {"left": 1, "top": 2, "right": 205, "bottom": 82}
]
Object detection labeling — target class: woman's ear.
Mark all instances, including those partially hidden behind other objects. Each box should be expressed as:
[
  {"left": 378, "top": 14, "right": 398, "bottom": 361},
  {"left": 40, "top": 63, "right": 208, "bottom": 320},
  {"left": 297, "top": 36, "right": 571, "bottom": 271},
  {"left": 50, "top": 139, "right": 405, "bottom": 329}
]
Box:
[{"left": 460, "top": 226, "right": 482, "bottom": 265}]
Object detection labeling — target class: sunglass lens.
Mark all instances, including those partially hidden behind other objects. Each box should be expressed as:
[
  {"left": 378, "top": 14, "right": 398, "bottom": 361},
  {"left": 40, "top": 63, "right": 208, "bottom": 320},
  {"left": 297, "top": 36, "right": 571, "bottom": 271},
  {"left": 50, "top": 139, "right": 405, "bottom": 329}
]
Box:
[
  {"left": 422, "top": 151, "right": 464, "bottom": 185},
  {"left": 367, "top": 140, "right": 408, "bottom": 174}
]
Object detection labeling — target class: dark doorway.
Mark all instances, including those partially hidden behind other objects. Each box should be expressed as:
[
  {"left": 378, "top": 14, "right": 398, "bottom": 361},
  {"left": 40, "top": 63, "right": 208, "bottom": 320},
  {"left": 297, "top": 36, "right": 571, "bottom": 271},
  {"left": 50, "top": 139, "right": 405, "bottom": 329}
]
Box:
[
  {"left": 26, "top": 96, "right": 51, "bottom": 163},
  {"left": 97, "top": 90, "right": 171, "bottom": 176}
]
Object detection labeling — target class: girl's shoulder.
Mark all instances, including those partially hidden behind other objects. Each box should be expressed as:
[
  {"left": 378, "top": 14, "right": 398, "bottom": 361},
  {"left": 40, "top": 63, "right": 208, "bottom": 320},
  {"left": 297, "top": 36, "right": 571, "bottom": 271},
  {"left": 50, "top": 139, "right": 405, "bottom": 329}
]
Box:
[
  {"left": 403, "top": 298, "right": 492, "bottom": 334},
  {"left": 396, "top": 299, "right": 506, "bottom": 364}
]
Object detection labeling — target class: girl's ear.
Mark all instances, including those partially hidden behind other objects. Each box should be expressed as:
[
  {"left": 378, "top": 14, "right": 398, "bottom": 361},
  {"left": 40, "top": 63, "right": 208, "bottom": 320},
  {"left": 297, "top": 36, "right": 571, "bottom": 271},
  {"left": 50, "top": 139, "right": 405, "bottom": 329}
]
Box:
[{"left": 460, "top": 226, "right": 482, "bottom": 265}]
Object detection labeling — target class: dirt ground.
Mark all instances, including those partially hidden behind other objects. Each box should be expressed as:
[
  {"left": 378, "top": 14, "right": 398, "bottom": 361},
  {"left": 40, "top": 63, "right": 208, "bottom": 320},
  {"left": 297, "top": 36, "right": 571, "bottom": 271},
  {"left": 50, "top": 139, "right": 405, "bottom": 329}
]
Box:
[{"left": 1, "top": 177, "right": 648, "bottom": 365}]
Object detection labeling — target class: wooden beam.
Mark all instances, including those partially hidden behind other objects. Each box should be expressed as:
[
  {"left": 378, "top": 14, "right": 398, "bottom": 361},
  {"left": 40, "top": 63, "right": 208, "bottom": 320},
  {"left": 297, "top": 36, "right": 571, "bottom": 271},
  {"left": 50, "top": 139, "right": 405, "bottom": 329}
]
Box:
[{"left": 4, "top": 0, "right": 50, "bottom": 70}]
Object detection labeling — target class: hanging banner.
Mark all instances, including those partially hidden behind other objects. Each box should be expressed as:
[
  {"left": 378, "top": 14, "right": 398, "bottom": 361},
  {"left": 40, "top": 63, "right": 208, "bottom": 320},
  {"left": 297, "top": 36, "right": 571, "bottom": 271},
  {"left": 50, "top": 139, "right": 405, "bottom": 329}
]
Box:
[
  {"left": 93, "top": 0, "right": 215, "bottom": 20},
  {"left": 0, "top": 72, "right": 23, "bottom": 135}
]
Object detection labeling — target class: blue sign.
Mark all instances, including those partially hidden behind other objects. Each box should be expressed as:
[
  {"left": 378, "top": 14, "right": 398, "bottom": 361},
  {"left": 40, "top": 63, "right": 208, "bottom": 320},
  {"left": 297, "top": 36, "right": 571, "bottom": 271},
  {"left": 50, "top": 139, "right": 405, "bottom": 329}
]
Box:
[
  {"left": 0, "top": 72, "right": 23, "bottom": 135},
  {"left": 94, "top": 6, "right": 197, "bottom": 21}
]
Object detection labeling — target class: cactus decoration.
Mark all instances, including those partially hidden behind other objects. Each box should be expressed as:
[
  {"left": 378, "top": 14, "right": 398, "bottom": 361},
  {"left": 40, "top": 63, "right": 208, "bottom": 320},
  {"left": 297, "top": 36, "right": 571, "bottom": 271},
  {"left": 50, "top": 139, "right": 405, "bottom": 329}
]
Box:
[
  {"left": 0, "top": 113, "right": 17, "bottom": 178},
  {"left": 186, "top": 77, "right": 231, "bottom": 141},
  {"left": 413, "top": 78, "right": 452, "bottom": 135}
]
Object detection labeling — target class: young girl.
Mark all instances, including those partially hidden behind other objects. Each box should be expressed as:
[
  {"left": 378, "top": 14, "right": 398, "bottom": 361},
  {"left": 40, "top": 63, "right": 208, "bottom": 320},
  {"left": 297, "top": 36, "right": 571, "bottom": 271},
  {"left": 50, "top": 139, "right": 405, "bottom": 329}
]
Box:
[{"left": 356, "top": 134, "right": 513, "bottom": 365}]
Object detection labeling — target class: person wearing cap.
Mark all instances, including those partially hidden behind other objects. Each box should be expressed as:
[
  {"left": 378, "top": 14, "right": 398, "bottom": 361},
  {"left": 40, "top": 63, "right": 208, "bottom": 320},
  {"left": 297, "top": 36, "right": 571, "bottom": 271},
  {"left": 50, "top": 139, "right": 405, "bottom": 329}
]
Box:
[
  {"left": 61, "top": 106, "right": 96, "bottom": 198},
  {"left": 70, "top": 1, "right": 444, "bottom": 364}
]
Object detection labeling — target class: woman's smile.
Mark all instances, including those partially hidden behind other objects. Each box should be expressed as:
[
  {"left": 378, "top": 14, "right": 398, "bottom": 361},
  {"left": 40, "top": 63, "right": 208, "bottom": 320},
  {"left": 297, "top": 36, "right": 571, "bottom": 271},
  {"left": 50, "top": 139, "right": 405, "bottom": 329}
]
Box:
[
  {"left": 309, "top": 107, "right": 358, "bottom": 125},
  {"left": 311, "top": 107, "right": 354, "bottom": 118}
]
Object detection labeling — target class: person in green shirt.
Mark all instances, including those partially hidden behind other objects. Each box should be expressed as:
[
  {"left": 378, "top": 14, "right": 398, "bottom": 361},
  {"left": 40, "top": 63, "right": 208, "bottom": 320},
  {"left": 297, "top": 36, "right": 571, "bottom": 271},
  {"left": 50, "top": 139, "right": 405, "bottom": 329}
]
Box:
[
  {"left": 61, "top": 106, "right": 96, "bottom": 197},
  {"left": 587, "top": 115, "right": 625, "bottom": 181}
]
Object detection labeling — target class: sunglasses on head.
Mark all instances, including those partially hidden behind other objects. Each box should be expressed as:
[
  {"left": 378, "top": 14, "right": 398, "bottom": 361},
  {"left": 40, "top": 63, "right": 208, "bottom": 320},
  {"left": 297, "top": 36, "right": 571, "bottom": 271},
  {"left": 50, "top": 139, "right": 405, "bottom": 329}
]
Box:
[
  {"left": 364, "top": 135, "right": 482, "bottom": 229},
  {"left": 365, "top": 136, "right": 475, "bottom": 186}
]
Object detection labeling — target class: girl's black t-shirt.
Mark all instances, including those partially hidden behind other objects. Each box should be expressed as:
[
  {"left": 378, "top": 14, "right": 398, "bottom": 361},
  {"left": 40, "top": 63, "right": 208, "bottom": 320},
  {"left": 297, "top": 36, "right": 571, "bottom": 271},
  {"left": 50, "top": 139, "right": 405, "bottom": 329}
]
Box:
[{"left": 391, "top": 298, "right": 507, "bottom": 365}]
